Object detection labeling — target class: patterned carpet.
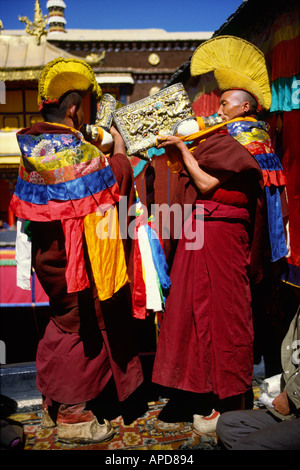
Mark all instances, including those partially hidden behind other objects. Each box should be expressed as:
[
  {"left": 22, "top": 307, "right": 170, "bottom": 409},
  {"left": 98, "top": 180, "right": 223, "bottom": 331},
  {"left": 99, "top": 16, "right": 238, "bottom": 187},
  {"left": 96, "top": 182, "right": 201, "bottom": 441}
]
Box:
[
  {"left": 6, "top": 399, "right": 221, "bottom": 451},
  {"left": 1, "top": 362, "right": 262, "bottom": 453}
]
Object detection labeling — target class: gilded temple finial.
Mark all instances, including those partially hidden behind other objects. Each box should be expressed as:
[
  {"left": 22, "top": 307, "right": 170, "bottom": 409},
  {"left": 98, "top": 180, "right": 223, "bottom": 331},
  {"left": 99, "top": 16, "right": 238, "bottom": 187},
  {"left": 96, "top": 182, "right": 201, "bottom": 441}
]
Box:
[{"left": 19, "top": 0, "right": 48, "bottom": 45}]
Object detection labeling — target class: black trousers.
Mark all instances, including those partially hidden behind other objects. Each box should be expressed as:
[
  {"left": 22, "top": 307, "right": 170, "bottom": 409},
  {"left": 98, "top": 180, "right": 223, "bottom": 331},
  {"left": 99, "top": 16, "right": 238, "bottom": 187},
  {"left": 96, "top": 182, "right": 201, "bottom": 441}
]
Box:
[{"left": 216, "top": 409, "right": 300, "bottom": 450}]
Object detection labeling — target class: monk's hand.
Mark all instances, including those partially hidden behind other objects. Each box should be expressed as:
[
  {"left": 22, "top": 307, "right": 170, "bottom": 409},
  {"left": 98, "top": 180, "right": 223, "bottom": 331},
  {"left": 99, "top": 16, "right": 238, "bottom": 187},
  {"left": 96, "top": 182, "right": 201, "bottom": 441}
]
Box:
[
  {"left": 272, "top": 390, "right": 291, "bottom": 415},
  {"left": 155, "top": 135, "right": 185, "bottom": 150},
  {"left": 110, "top": 126, "right": 126, "bottom": 154}
]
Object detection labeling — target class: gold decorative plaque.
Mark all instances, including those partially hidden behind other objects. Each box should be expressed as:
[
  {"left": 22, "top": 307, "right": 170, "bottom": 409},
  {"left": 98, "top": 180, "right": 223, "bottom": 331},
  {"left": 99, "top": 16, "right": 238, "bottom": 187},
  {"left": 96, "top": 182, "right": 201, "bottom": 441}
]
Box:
[
  {"left": 112, "top": 83, "right": 194, "bottom": 158},
  {"left": 148, "top": 53, "right": 160, "bottom": 66}
]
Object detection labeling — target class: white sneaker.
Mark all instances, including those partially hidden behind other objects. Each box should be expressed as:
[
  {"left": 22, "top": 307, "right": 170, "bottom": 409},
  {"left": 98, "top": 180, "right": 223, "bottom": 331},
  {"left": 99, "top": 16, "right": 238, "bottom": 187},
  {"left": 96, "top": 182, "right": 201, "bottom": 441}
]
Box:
[{"left": 193, "top": 409, "right": 220, "bottom": 434}]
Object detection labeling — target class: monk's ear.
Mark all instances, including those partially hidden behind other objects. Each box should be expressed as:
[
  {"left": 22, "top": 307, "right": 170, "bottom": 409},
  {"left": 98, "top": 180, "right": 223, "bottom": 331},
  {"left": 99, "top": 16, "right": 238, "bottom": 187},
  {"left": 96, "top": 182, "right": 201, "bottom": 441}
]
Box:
[
  {"left": 243, "top": 101, "right": 251, "bottom": 113},
  {"left": 66, "top": 104, "right": 77, "bottom": 119}
]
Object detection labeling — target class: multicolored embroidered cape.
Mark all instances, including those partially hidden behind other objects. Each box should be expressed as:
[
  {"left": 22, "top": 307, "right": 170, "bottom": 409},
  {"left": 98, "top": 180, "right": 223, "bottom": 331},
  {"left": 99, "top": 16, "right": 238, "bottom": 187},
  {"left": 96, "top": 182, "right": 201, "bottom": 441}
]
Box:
[{"left": 11, "top": 130, "right": 119, "bottom": 221}]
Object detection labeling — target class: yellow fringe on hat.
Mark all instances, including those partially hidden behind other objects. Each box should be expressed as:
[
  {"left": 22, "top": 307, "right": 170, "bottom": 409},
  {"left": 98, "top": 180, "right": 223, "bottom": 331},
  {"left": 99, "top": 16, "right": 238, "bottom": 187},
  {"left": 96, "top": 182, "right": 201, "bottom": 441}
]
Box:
[
  {"left": 190, "top": 36, "right": 271, "bottom": 110},
  {"left": 38, "top": 57, "right": 102, "bottom": 105}
]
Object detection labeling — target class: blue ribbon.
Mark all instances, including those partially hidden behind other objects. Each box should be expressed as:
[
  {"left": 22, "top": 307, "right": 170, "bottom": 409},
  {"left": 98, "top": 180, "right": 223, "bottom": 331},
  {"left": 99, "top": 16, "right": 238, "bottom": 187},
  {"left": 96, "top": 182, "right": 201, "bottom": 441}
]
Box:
[
  {"left": 265, "top": 186, "right": 288, "bottom": 262},
  {"left": 144, "top": 223, "right": 171, "bottom": 294}
]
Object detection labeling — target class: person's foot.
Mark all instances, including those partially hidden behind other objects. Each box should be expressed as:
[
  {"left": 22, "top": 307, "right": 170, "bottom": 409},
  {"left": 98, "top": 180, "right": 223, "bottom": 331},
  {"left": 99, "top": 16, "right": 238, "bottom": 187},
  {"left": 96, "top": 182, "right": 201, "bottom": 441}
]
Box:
[
  {"left": 157, "top": 398, "right": 192, "bottom": 423},
  {"left": 157, "top": 392, "right": 214, "bottom": 423},
  {"left": 41, "top": 407, "right": 56, "bottom": 429},
  {"left": 57, "top": 417, "right": 114, "bottom": 444},
  {"left": 41, "top": 402, "right": 58, "bottom": 429},
  {"left": 56, "top": 404, "right": 114, "bottom": 444},
  {"left": 193, "top": 409, "right": 220, "bottom": 433}
]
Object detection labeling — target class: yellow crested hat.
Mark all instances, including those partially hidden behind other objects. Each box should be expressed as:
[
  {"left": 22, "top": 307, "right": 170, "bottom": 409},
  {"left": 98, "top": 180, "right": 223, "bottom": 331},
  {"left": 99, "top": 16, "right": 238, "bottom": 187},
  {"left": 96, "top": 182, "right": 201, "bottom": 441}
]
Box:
[
  {"left": 38, "top": 57, "right": 102, "bottom": 109},
  {"left": 190, "top": 36, "right": 271, "bottom": 110}
]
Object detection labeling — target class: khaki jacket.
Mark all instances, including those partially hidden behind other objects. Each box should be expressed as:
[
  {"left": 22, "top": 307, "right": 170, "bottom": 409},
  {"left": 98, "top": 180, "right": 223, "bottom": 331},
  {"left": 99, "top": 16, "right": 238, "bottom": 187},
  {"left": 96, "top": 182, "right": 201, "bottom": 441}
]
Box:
[{"left": 271, "top": 307, "right": 300, "bottom": 420}]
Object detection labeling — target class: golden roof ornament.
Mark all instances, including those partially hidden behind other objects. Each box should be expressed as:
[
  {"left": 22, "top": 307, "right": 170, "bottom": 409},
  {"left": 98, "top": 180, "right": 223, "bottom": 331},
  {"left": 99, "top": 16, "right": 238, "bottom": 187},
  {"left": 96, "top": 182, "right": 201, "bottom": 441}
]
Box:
[
  {"left": 85, "top": 52, "right": 106, "bottom": 66},
  {"left": 19, "top": 0, "right": 48, "bottom": 45}
]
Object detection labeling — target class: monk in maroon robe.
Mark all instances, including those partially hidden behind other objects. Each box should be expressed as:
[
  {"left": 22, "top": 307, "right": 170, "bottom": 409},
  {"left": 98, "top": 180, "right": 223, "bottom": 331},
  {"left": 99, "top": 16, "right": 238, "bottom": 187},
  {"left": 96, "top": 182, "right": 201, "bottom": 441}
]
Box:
[
  {"left": 12, "top": 93, "right": 145, "bottom": 443},
  {"left": 152, "top": 90, "right": 265, "bottom": 424}
]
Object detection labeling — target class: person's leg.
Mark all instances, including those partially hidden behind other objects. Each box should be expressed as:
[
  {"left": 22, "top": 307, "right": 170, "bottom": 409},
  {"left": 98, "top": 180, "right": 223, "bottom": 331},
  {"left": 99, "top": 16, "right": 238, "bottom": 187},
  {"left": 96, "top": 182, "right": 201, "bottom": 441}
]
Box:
[
  {"left": 41, "top": 396, "right": 59, "bottom": 429},
  {"left": 36, "top": 320, "right": 114, "bottom": 443},
  {"left": 233, "top": 417, "right": 300, "bottom": 450},
  {"left": 217, "top": 409, "right": 300, "bottom": 450},
  {"left": 158, "top": 389, "right": 215, "bottom": 423},
  {"left": 217, "top": 409, "right": 277, "bottom": 449}
]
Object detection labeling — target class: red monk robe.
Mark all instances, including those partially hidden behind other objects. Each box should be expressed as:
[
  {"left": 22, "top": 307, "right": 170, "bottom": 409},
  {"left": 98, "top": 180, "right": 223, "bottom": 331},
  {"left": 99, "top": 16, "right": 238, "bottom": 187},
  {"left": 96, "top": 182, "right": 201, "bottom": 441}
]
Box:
[{"left": 152, "top": 132, "right": 264, "bottom": 405}]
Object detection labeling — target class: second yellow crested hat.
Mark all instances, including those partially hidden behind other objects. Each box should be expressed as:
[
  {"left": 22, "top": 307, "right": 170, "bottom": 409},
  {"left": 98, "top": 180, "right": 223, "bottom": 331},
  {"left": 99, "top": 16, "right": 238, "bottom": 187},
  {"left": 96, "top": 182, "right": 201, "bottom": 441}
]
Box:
[
  {"left": 190, "top": 35, "right": 271, "bottom": 110},
  {"left": 38, "top": 57, "right": 102, "bottom": 109}
]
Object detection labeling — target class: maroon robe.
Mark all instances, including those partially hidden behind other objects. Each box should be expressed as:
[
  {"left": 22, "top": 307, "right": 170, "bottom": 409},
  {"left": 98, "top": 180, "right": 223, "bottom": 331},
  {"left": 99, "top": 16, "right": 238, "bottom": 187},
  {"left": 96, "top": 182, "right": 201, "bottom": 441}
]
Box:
[
  {"left": 20, "top": 122, "right": 143, "bottom": 405},
  {"left": 152, "top": 132, "right": 263, "bottom": 400}
]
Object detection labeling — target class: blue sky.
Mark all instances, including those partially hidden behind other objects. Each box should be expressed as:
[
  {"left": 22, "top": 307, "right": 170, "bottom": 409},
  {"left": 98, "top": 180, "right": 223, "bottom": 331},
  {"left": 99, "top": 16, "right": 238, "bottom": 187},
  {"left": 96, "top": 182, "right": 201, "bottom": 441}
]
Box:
[{"left": 1, "top": 0, "right": 245, "bottom": 32}]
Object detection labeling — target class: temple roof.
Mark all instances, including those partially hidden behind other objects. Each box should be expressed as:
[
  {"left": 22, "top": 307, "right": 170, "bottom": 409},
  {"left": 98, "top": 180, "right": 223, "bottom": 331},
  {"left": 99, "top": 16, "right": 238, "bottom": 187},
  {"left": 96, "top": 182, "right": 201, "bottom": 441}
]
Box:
[
  {"left": 0, "top": 27, "right": 212, "bottom": 82},
  {"left": 0, "top": 33, "right": 77, "bottom": 80},
  {"left": 4, "top": 28, "right": 212, "bottom": 42}
]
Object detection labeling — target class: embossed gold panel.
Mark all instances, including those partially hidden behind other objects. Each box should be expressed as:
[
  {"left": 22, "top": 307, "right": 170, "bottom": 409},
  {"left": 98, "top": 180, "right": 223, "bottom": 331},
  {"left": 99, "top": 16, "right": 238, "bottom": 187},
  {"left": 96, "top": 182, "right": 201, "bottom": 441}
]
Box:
[{"left": 113, "top": 83, "right": 194, "bottom": 158}]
